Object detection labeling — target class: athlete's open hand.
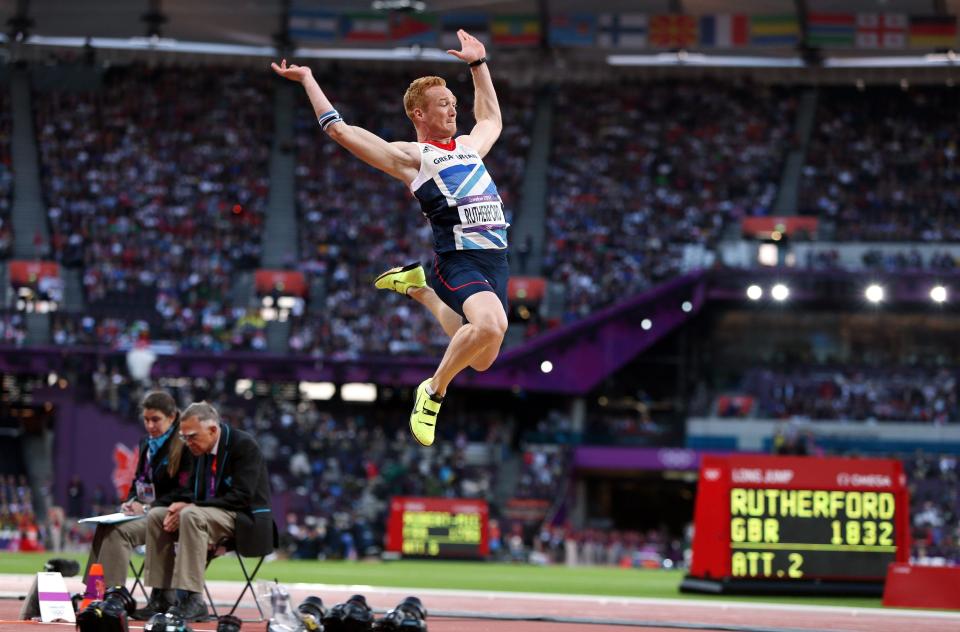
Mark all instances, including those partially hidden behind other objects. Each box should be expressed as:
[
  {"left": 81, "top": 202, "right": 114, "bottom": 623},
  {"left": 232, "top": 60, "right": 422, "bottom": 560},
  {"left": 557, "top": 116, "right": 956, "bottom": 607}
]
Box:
[
  {"left": 271, "top": 59, "right": 312, "bottom": 83},
  {"left": 447, "top": 29, "right": 486, "bottom": 64}
]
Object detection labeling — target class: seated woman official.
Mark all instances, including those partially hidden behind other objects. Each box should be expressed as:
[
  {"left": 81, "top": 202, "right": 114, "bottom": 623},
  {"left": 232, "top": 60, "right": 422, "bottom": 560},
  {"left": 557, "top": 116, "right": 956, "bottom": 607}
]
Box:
[{"left": 82, "top": 391, "right": 193, "bottom": 589}]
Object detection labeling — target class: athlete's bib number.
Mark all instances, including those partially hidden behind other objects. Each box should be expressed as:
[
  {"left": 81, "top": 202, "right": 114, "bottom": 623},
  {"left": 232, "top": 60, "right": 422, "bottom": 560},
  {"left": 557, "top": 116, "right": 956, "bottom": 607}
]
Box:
[{"left": 457, "top": 197, "right": 507, "bottom": 227}]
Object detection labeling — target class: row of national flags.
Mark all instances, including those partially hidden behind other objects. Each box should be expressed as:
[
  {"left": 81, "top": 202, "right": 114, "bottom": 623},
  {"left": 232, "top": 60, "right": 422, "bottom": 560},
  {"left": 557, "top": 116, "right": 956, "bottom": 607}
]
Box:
[
  {"left": 288, "top": 11, "right": 960, "bottom": 50},
  {"left": 806, "top": 14, "right": 957, "bottom": 49}
]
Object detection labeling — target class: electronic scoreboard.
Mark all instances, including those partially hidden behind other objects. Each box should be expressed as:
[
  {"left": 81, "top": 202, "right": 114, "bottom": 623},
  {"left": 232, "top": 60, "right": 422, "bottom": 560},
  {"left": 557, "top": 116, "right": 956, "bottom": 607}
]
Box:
[
  {"left": 385, "top": 497, "right": 489, "bottom": 559},
  {"left": 687, "top": 454, "right": 909, "bottom": 589}
]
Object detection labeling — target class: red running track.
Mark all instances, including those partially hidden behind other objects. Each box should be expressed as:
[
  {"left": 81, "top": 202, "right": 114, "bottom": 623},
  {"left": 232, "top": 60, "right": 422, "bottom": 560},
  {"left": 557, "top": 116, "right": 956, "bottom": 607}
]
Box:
[{"left": 2, "top": 574, "right": 960, "bottom": 632}]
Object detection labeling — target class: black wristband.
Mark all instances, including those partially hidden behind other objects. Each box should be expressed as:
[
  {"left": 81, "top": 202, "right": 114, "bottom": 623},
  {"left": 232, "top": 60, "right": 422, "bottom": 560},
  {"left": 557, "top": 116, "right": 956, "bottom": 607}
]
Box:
[{"left": 468, "top": 57, "right": 487, "bottom": 68}]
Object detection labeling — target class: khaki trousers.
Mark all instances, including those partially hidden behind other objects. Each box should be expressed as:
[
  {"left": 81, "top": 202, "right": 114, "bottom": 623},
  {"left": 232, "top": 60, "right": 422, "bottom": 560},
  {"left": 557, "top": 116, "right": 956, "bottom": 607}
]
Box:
[
  {"left": 84, "top": 518, "right": 147, "bottom": 587},
  {"left": 145, "top": 505, "right": 236, "bottom": 594}
]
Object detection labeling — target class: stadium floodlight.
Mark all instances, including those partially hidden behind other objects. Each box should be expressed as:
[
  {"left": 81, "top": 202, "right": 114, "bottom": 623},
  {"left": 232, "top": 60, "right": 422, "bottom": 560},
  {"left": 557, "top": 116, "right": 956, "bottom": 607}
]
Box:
[
  {"left": 299, "top": 381, "right": 336, "bottom": 401},
  {"left": 341, "top": 383, "right": 377, "bottom": 402},
  {"left": 746, "top": 285, "right": 763, "bottom": 301},
  {"left": 865, "top": 284, "right": 885, "bottom": 303},
  {"left": 540, "top": 360, "right": 553, "bottom": 374},
  {"left": 235, "top": 379, "right": 253, "bottom": 395},
  {"left": 931, "top": 286, "right": 948, "bottom": 304},
  {"left": 641, "top": 319, "right": 653, "bottom": 330},
  {"left": 771, "top": 284, "right": 789, "bottom": 302}
]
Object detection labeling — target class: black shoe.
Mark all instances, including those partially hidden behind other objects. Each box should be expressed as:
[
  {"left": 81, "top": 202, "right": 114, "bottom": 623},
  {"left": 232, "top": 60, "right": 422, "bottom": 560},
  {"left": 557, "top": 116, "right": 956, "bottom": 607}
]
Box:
[
  {"left": 132, "top": 588, "right": 174, "bottom": 621},
  {"left": 171, "top": 592, "right": 209, "bottom": 622}
]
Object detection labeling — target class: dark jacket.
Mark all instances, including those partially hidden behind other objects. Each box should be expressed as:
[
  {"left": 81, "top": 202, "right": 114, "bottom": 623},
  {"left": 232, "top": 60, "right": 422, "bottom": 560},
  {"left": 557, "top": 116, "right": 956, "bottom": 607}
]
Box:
[
  {"left": 126, "top": 420, "right": 193, "bottom": 507},
  {"left": 184, "top": 423, "right": 276, "bottom": 557}
]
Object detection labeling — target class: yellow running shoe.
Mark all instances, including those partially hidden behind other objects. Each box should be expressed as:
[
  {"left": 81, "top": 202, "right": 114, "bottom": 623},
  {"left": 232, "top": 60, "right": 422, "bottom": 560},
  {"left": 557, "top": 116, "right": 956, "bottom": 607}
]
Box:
[
  {"left": 374, "top": 262, "right": 426, "bottom": 297},
  {"left": 410, "top": 378, "right": 443, "bottom": 447}
]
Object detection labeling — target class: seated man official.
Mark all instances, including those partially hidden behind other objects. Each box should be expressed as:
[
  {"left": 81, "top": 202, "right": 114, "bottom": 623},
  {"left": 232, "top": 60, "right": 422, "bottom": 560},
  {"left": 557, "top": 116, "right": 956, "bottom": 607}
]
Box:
[{"left": 139, "top": 402, "right": 273, "bottom": 621}]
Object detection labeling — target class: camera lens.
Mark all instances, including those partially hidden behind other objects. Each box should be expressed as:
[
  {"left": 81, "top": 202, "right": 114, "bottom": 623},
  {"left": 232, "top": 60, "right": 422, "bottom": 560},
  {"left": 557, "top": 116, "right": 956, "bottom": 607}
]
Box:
[
  {"left": 399, "top": 597, "right": 426, "bottom": 621},
  {"left": 77, "top": 599, "right": 132, "bottom": 632},
  {"left": 145, "top": 610, "right": 190, "bottom": 632},
  {"left": 321, "top": 594, "right": 373, "bottom": 632},
  {"left": 297, "top": 596, "right": 326, "bottom": 631},
  {"left": 375, "top": 596, "right": 427, "bottom": 632},
  {"left": 216, "top": 614, "right": 242, "bottom": 632},
  {"left": 103, "top": 586, "right": 136, "bottom": 616}
]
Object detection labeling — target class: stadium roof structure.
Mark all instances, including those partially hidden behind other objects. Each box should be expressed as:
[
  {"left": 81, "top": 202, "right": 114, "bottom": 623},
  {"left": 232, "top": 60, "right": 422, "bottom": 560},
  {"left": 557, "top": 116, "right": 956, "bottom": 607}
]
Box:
[{"left": 1, "top": 0, "right": 958, "bottom": 47}]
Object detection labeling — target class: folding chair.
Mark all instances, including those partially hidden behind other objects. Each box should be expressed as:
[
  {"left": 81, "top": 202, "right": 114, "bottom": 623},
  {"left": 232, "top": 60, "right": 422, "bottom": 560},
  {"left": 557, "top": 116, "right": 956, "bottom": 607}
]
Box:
[
  {"left": 128, "top": 547, "right": 150, "bottom": 603},
  {"left": 203, "top": 538, "right": 269, "bottom": 622}
]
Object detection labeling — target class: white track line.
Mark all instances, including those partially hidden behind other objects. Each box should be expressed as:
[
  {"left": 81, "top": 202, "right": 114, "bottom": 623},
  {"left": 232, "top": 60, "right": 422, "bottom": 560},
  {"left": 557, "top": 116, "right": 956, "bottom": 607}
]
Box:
[{"left": 204, "top": 579, "right": 960, "bottom": 620}]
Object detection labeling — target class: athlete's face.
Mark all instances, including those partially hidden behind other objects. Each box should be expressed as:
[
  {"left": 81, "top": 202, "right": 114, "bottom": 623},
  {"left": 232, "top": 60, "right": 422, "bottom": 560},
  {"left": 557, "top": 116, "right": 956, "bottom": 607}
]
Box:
[{"left": 421, "top": 86, "right": 457, "bottom": 138}]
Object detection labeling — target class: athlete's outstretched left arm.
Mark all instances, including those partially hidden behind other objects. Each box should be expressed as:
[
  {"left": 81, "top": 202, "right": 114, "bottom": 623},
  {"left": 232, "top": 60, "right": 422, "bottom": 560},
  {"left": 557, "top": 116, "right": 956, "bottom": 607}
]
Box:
[{"left": 448, "top": 29, "right": 502, "bottom": 158}]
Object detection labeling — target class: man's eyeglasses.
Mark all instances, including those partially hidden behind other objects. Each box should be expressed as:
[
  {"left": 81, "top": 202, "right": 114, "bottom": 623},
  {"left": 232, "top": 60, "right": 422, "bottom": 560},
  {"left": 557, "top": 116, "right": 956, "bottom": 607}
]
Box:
[{"left": 178, "top": 431, "right": 201, "bottom": 443}]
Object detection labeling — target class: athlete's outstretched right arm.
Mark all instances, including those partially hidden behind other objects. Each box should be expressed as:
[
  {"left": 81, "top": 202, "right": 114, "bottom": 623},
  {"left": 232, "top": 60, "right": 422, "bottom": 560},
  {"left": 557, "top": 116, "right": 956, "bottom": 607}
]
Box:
[{"left": 271, "top": 59, "right": 419, "bottom": 183}]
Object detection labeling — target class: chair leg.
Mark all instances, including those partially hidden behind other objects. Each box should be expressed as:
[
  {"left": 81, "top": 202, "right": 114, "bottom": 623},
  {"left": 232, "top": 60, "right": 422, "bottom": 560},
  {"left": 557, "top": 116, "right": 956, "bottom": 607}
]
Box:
[
  {"left": 229, "top": 555, "right": 266, "bottom": 622},
  {"left": 204, "top": 581, "right": 221, "bottom": 620},
  {"left": 128, "top": 561, "right": 149, "bottom": 603}
]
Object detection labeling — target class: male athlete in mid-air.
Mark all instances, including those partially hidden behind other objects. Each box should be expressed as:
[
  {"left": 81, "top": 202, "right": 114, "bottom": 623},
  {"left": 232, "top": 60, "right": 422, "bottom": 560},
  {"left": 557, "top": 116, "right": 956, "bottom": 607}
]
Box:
[{"left": 272, "top": 29, "right": 509, "bottom": 447}]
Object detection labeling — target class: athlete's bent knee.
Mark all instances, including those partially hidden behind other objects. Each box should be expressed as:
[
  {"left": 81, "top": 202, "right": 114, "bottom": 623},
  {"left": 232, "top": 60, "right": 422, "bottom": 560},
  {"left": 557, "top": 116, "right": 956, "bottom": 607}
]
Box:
[
  {"left": 476, "top": 310, "right": 507, "bottom": 340},
  {"left": 475, "top": 321, "right": 506, "bottom": 345}
]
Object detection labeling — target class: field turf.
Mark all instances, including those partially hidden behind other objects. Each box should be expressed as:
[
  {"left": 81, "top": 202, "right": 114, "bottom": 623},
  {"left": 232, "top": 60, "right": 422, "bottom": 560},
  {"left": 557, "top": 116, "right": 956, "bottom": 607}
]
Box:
[{"left": 0, "top": 552, "right": 882, "bottom": 608}]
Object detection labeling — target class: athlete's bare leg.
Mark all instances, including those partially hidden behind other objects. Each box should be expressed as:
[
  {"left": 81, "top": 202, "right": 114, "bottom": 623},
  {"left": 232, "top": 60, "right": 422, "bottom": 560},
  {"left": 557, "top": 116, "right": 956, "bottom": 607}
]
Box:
[
  {"left": 428, "top": 291, "right": 507, "bottom": 396},
  {"left": 408, "top": 286, "right": 462, "bottom": 338},
  {"left": 409, "top": 286, "right": 504, "bottom": 374}
]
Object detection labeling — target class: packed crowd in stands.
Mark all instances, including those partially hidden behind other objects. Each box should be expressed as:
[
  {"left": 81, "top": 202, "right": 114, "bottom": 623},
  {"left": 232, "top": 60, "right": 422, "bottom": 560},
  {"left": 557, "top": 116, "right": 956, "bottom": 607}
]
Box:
[
  {"left": 250, "top": 400, "right": 509, "bottom": 560},
  {"left": 289, "top": 68, "right": 534, "bottom": 357},
  {"left": 34, "top": 65, "right": 272, "bottom": 350},
  {"left": 860, "top": 248, "right": 958, "bottom": 272},
  {"left": 544, "top": 80, "right": 796, "bottom": 321},
  {"left": 50, "top": 309, "right": 268, "bottom": 352},
  {"left": 515, "top": 445, "right": 568, "bottom": 500},
  {"left": 800, "top": 86, "right": 960, "bottom": 241},
  {"left": 803, "top": 248, "right": 959, "bottom": 271},
  {"left": 771, "top": 419, "right": 822, "bottom": 456},
  {"left": 908, "top": 451, "right": 959, "bottom": 563},
  {"left": 525, "top": 399, "right": 670, "bottom": 445},
  {"left": 0, "top": 312, "right": 26, "bottom": 346},
  {"left": 738, "top": 367, "right": 959, "bottom": 423},
  {"left": 0, "top": 89, "right": 12, "bottom": 260},
  {"left": 0, "top": 474, "right": 44, "bottom": 551},
  {"left": 526, "top": 524, "right": 685, "bottom": 568},
  {"left": 16, "top": 73, "right": 960, "bottom": 354}
]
